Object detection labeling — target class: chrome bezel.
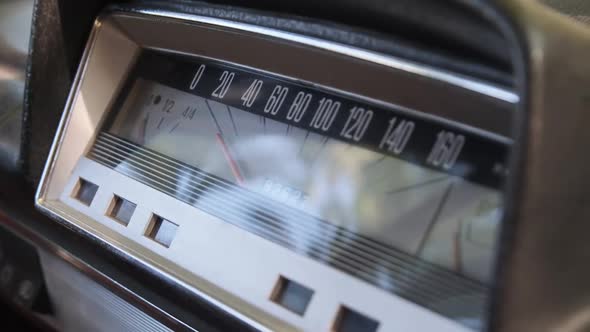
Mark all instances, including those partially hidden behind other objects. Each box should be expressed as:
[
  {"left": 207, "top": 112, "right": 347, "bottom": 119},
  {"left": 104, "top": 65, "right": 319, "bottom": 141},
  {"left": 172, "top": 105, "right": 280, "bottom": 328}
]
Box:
[{"left": 35, "top": 9, "right": 517, "bottom": 331}]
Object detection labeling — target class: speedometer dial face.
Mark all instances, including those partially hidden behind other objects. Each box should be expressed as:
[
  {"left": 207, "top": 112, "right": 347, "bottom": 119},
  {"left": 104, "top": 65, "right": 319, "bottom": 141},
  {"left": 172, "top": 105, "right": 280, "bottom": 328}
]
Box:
[
  {"left": 90, "top": 51, "right": 508, "bottom": 318},
  {"left": 109, "top": 78, "right": 501, "bottom": 282}
]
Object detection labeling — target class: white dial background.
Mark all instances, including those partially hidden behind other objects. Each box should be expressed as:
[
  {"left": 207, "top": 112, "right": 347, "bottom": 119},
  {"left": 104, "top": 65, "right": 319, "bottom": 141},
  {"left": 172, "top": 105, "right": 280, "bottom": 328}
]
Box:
[{"left": 109, "top": 78, "right": 501, "bottom": 283}]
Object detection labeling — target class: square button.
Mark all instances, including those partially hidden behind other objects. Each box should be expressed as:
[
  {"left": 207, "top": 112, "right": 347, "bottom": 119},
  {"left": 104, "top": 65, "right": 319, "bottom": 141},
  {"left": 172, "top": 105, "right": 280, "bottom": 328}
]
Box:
[
  {"left": 107, "top": 195, "right": 136, "bottom": 225},
  {"left": 333, "top": 306, "right": 379, "bottom": 332},
  {"left": 145, "top": 215, "right": 178, "bottom": 248},
  {"left": 72, "top": 178, "right": 99, "bottom": 206},
  {"left": 271, "top": 276, "right": 314, "bottom": 316}
]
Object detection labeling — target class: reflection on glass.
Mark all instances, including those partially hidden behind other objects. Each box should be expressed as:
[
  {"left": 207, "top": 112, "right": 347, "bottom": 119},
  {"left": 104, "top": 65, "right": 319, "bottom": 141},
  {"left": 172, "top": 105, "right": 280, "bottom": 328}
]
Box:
[{"left": 107, "top": 79, "right": 501, "bottom": 284}]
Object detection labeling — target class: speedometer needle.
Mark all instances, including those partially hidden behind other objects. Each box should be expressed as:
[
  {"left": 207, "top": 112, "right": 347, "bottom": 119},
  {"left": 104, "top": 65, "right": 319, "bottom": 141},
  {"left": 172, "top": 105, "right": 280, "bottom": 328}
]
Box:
[{"left": 215, "top": 133, "right": 245, "bottom": 185}]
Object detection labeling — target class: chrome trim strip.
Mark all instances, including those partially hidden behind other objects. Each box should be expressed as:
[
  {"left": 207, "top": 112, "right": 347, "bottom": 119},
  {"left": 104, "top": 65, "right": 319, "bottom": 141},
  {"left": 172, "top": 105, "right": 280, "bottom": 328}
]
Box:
[
  {"left": 136, "top": 9, "right": 519, "bottom": 104},
  {"left": 34, "top": 19, "right": 103, "bottom": 204}
]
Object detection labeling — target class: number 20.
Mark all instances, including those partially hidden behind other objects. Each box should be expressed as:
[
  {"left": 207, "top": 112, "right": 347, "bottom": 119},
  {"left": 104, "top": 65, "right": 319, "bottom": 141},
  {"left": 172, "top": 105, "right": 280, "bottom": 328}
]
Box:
[{"left": 212, "top": 71, "right": 235, "bottom": 99}]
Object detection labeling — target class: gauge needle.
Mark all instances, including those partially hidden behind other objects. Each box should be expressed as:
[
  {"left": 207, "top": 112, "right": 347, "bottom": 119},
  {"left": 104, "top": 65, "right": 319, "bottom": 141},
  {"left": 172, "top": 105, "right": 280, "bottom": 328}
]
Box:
[{"left": 215, "top": 133, "right": 245, "bottom": 185}]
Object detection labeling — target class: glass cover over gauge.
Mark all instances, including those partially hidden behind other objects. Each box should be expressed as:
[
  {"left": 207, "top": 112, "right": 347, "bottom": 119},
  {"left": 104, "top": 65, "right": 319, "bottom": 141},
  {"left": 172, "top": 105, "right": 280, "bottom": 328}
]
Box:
[{"left": 90, "top": 50, "right": 508, "bottom": 321}]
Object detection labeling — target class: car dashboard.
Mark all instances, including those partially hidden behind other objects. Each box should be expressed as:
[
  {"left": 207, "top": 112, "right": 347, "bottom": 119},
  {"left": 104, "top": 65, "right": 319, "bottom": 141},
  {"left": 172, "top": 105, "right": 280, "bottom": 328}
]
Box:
[{"left": 0, "top": 1, "right": 589, "bottom": 332}]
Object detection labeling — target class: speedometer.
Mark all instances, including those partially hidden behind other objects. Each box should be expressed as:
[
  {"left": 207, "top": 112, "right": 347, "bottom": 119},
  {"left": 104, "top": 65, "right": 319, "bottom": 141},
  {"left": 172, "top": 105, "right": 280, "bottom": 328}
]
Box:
[
  {"left": 37, "top": 12, "right": 515, "bottom": 332},
  {"left": 98, "top": 51, "right": 505, "bottom": 283}
]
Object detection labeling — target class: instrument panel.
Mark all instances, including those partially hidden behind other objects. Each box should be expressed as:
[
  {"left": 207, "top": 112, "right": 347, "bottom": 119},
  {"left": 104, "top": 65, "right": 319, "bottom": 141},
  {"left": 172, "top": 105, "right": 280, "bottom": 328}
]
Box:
[
  {"left": 105, "top": 50, "right": 505, "bottom": 282},
  {"left": 36, "top": 10, "right": 516, "bottom": 332}
]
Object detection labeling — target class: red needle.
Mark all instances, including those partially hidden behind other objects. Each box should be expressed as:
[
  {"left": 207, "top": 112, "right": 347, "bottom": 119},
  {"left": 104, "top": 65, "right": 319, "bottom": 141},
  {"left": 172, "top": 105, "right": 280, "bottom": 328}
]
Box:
[{"left": 215, "top": 133, "right": 244, "bottom": 185}]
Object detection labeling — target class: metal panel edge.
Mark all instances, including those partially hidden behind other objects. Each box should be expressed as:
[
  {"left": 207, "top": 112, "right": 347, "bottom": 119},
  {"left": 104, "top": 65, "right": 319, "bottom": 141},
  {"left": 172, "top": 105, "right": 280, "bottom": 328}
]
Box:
[{"left": 134, "top": 9, "right": 518, "bottom": 105}]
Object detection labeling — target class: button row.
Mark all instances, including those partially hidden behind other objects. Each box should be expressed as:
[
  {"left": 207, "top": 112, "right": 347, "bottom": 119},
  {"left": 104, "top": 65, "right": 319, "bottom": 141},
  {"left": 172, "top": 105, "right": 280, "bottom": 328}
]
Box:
[
  {"left": 73, "top": 177, "right": 379, "bottom": 331},
  {"left": 72, "top": 177, "right": 178, "bottom": 248}
]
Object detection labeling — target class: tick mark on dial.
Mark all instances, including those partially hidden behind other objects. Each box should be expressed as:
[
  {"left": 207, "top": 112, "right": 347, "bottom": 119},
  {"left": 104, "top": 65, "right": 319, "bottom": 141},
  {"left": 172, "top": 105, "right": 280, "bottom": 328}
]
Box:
[
  {"left": 310, "top": 136, "right": 330, "bottom": 165},
  {"left": 205, "top": 100, "right": 223, "bottom": 135},
  {"left": 260, "top": 116, "right": 267, "bottom": 134},
  {"left": 227, "top": 106, "right": 239, "bottom": 136},
  {"left": 416, "top": 181, "right": 455, "bottom": 255},
  {"left": 157, "top": 116, "right": 165, "bottom": 129},
  {"left": 386, "top": 176, "right": 449, "bottom": 196},
  {"left": 298, "top": 131, "right": 311, "bottom": 156},
  {"left": 169, "top": 122, "right": 180, "bottom": 133},
  {"left": 362, "top": 156, "right": 386, "bottom": 170}
]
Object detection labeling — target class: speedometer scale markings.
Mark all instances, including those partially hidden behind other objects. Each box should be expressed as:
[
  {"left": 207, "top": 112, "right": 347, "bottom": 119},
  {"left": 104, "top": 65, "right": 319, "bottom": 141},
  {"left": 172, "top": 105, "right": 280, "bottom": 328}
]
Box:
[{"left": 95, "top": 51, "right": 507, "bottom": 322}]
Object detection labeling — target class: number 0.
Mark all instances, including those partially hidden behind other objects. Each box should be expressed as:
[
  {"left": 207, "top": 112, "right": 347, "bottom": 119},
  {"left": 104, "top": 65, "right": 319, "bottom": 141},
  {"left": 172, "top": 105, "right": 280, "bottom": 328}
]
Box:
[{"left": 189, "top": 64, "right": 206, "bottom": 90}]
